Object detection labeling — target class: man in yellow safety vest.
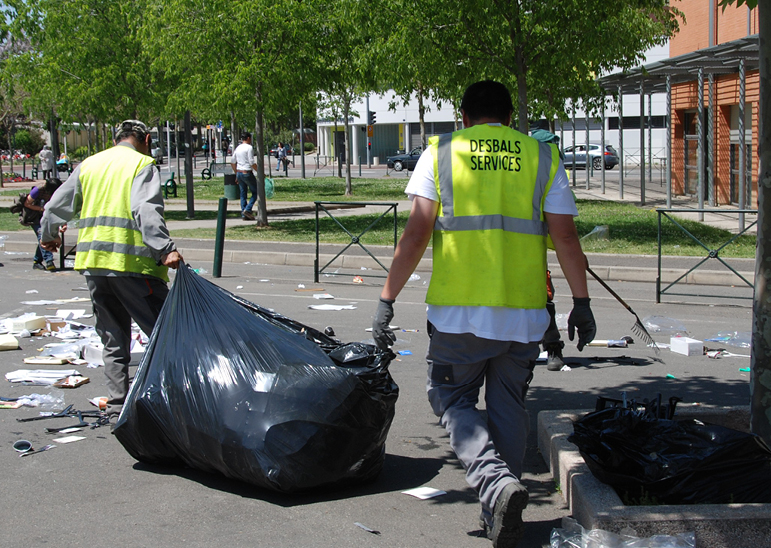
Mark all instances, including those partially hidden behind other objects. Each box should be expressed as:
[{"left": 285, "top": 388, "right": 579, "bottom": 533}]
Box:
[
  {"left": 41, "top": 120, "right": 183, "bottom": 418},
  {"left": 371, "top": 81, "right": 595, "bottom": 547}
]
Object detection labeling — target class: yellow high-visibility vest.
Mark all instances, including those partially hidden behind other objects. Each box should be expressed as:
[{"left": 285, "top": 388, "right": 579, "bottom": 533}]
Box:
[
  {"left": 75, "top": 145, "right": 168, "bottom": 281},
  {"left": 425, "top": 124, "right": 559, "bottom": 308}
]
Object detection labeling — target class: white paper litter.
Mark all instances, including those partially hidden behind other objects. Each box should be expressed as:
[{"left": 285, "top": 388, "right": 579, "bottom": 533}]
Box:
[
  {"left": 308, "top": 304, "right": 357, "bottom": 311},
  {"left": 55, "top": 309, "right": 88, "bottom": 319},
  {"left": 402, "top": 487, "right": 447, "bottom": 500},
  {"left": 313, "top": 293, "right": 335, "bottom": 299},
  {"left": 5, "top": 369, "right": 81, "bottom": 385},
  {"left": 52, "top": 435, "right": 86, "bottom": 444}
]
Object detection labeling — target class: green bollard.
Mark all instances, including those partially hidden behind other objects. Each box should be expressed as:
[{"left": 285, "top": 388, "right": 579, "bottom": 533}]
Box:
[{"left": 213, "top": 197, "right": 227, "bottom": 278}]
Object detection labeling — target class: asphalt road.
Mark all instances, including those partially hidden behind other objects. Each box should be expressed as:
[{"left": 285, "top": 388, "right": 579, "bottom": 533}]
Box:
[{"left": 0, "top": 255, "right": 754, "bottom": 547}]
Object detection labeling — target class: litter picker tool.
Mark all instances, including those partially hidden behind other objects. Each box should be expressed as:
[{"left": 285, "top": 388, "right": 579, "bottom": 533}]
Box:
[{"left": 586, "top": 266, "right": 660, "bottom": 355}]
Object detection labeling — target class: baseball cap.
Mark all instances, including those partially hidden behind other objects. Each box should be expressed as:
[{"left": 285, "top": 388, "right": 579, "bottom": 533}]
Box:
[{"left": 115, "top": 119, "right": 149, "bottom": 141}]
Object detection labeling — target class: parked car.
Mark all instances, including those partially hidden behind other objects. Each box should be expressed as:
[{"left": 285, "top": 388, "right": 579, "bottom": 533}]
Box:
[
  {"left": 386, "top": 147, "right": 423, "bottom": 171},
  {"left": 563, "top": 143, "right": 619, "bottom": 170}
]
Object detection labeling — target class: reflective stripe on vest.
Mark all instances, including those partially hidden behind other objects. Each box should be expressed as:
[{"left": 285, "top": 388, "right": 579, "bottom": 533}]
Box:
[
  {"left": 75, "top": 146, "right": 168, "bottom": 281},
  {"left": 425, "top": 125, "right": 559, "bottom": 309}
]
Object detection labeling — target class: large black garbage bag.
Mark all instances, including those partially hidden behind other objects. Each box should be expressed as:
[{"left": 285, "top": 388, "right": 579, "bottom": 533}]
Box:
[
  {"left": 568, "top": 407, "right": 771, "bottom": 504},
  {"left": 113, "top": 265, "right": 398, "bottom": 493}
]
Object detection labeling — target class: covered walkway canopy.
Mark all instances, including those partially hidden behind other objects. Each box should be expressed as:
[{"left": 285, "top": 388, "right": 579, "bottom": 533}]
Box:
[{"left": 595, "top": 34, "right": 759, "bottom": 229}]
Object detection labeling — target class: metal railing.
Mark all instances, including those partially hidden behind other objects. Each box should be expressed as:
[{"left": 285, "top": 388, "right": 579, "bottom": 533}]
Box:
[
  {"left": 656, "top": 208, "right": 757, "bottom": 302},
  {"left": 314, "top": 201, "right": 398, "bottom": 282}
]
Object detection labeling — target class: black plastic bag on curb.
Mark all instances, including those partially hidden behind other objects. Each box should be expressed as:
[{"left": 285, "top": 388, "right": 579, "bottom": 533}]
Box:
[
  {"left": 114, "top": 264, "right": 398, "bottom": 493},
  {"left": 568, "top": 407, "right": 771, "bottom": 504}
]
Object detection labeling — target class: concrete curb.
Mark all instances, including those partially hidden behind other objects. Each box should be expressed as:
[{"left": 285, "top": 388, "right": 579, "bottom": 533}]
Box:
[{"left": 537, "top": 406, "right": 771, "bottom": 548}]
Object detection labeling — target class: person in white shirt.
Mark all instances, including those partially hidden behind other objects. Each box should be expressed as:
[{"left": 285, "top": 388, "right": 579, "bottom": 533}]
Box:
[
  {"left": 39, "top": 145, "right": 54, "bottom": 180},
  {"left": 371, "top": 81, "right": 595, "bottom": 548},
  {"left": 230, "top": 133, "right": 258, "bottom": 220}
]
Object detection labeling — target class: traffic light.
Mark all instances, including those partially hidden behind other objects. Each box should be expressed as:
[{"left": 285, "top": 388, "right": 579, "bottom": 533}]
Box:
[{"left": 367, "top": 110, "right": 376, "bottom": 125}]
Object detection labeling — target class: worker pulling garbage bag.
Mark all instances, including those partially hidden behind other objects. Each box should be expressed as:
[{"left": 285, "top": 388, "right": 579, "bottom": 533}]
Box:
[{"left": 113, "top": 263, "right": 398, "bottom": 492}]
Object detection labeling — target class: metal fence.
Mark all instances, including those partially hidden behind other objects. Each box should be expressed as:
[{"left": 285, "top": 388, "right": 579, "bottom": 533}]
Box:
[
  {"left": 314, "top": 201, "right": 398, "bottom": 282},
  {"left": 656, "top": 208, "right": 757, "bottom": 302}
]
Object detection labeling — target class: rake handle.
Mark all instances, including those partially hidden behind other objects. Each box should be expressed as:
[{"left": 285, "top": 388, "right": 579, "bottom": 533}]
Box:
[{"left": 586, "top": 266, "right": 635, "bottom": 314}]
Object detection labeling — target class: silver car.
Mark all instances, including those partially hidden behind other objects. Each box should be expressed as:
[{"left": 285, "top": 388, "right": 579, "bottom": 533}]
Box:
[{"left": 563, "top": 143, "right": 619, "bottom": 170}]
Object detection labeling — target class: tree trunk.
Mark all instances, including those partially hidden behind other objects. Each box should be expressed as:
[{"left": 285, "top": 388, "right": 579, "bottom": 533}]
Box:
[
  {"left": 253, "top": 85, "right": 268, "bottom": 226},
  {"left": 751, "top": 1, "right": 771, "bottom": 445},
  {"left": 94, "top": 119, "right": 101, "bottom": 152},
  {"left": 418, "top": 85, "right": 427, "bottom": 149},
  {"left": 9, "top": 129, "right": 14, "bottom": 177},
  {"left": 344, "top": 96, "right": 352, "bottom": 196}
]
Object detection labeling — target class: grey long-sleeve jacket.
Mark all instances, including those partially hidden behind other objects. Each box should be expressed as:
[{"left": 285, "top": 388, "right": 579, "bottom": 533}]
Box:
[{"left": 41, "top": 142, "right": 177, "bottom": 277}]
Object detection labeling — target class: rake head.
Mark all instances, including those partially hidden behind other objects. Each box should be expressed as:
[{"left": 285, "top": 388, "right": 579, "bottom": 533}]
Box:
[{"left": 632, "top": 319, "right": 660, "bottom": 355}]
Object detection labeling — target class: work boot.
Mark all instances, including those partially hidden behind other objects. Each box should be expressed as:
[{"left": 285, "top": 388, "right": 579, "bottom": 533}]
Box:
[
  {"left": 489, "top": 481, "right": 528, "bottom": 548},
  {"left": 44, "top": 261, "right": 56, "bottom": 272},
  {"left": 544, "top": 342, "right": 564, "bottom": 371}
]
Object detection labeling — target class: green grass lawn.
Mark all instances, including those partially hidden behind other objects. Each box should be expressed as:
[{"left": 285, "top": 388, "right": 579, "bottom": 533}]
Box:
[
  {"left": 165, "top": 175, "right": 410, "bottom": 202},
  {"left": 1, "top": 175, "right": 757, "bottom": 258}
]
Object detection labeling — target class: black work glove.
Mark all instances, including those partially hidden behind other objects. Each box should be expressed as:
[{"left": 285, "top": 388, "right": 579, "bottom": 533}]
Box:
[
  {"left": 372, "top": 298, "right": 396, "bottom": 350},
  {"left": 567, "top": 297, "right": 596, "bottom": 352}
]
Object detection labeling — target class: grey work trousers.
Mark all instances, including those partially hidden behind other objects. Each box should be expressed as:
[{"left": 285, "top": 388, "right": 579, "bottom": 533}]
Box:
[
  {"left": 426, "top": 324, "right": 539, "bottom": 523},
  {"left": 87, "top": 275, "right": 168, "bottom": 415}
]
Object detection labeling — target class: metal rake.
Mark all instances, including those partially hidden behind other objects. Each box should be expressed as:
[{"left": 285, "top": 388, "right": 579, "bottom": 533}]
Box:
[{"left": 586, "top": 267, "right": 660, "bottom": 355}]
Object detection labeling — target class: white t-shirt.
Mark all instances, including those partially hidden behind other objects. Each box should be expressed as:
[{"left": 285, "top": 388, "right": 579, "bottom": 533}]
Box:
[
  {"left": 233, "top": 142, "right": 256, "bottom": 171},
  {"left": 405, "top": 130, "right": 578, "bottom": 342}
]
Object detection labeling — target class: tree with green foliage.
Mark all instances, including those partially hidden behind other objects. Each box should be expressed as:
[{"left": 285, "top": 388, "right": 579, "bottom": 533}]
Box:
[
  {"left": 5, "top": 0, "right": 171, "bottom": 131},
  {"left": 397, "top": 0, "right": 681, "bottom": 131},
  {"left": 145, "top": 0, "right": 318, "bottom": 225}
]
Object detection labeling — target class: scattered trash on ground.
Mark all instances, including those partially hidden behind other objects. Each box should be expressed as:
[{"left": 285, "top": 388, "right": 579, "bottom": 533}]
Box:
[
  {"left": 19, "top": 444, "right": 56, "bottom": 457},
  {"left": 397, "top": 350, "right": 412, "bottom": 356},
  {"left": 580, "top": 225, "right": 609, "bottom": 241},
  {"left": 401, "top": 487, "right": 447, "bottom": 500},
  {"left": 352, "top": 275, "right": 364, "bottom": 284},
  {"left": 354, "top": 522, "right": 380, "bottom": 535},
  {"left": 705, "top": 331, "right": 751, "bottom": 348},
  {"left": 5, "top": 369, "right": 81, "bottom": 385},
  {"left": 409, "top": 274, "right": 421, "bottom": 281},
  {"left": 642, "top": 316, "right": 688, "bottom": 337},
  {"left": 586, "top": 339, "right": 629, "bottom": 348},
  {"left": 0, "top": 334, "right": 19, "bottom": 350},
  {"left": 670, "top": 337, "right": 703, "bottom": 356},
  {"left": 308, "top": 304, "right": 356, "bottom": 311},
  {"left": 550, "top": 517, "right": 694, "bottom": 548},
  {"left": 313, "top": 293, "right": 334, "bottom": 299},
  {"left": 52, "top": 435, "right": 86, "bottom": 444}
]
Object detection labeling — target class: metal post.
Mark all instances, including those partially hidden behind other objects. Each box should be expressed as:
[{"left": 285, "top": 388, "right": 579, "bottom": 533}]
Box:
[
  {"left": 571, "top": 104, "right": 576, "bottom": 187},
  {"left": 708, "top": 72, "right": 715, "bottom": 206},
  {"left": 585, "top": 110, "right": 590, "bottom": 189},
  {"left": 213, "top": 197, "right": 227, "bottom": 278},
  {"left": 601, "top": 107, "right": 606, "bottom": 194},
  {"left": 366, "top": 95, "right": 371, "bottom": 168},
  {"left": 300, "top": 101, "right": 306, "bottom": 179},
  {"left": 698, "top": 68, "right": 705, "bottom": 221},
  {"left": 648, "top": 92, "right": 653, "bottom": 188},
  {"left": 739, "top": 58, "right": 746, "bottom": 230},
  {"left": 666, "top": 75, "right": 672, "bottom": 209},
  {"left": 184, "top": 111, "right": 195, "bottom": 219},
  {"left": 359, "top": 157, "right": 362, "bottom": 177},
  {"left": 640, "top": 80, "right": 646, "bottom": 206},
  {"left": 618, "top": 86, "right": 624, "bottom": 200}
]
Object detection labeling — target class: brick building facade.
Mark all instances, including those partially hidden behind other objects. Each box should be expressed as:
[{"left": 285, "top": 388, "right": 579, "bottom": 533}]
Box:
[{"left": 670, "top": 1, "right": 759, "bottom": 206}]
